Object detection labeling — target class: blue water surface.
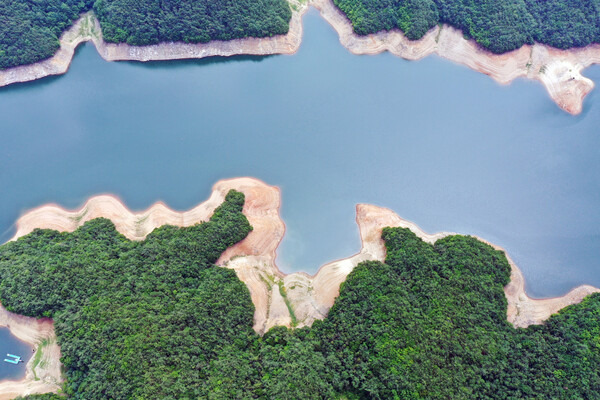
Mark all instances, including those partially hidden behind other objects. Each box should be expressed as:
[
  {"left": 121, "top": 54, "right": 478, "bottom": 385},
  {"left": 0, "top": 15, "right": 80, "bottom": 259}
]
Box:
[
  {"left": 0, "top": 328, "right": 32, "bottom": 381},
  {"left": 1, "top": 9, "right": 599, "bottom": 298}
]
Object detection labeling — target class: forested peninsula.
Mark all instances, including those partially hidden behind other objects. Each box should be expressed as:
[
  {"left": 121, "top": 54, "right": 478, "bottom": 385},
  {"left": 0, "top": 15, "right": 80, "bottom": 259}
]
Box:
[{"left": 1, "top": 178, "right": 600, "bottom": 399}]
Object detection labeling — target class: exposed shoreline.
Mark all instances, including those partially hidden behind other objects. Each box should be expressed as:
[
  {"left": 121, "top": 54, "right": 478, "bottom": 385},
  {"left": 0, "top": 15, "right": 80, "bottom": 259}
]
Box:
[
  {"left": 2, "top": 0, "right": 600, "bottom": 114},
  {"left": 0, "top": 2, "right": 307, "bottom": 89},
  {"left": 0, "top": 307, "right": 62, "bottom": 400},
  {"left": 9, "top": 177, "right": 599, "bottom": 335},
  {"left": 312, "top": 0, "right": 600, "bottom": 115},
  {"left": 4, "top": 177, "right": 599, "bottom": 398}
]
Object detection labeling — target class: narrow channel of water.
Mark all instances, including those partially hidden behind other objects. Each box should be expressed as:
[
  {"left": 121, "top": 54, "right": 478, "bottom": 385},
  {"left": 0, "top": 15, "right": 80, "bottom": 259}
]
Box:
[
  {"left": 1, "top": 9, "right": 599, "bottom": 298},
  {"left": 0, "top": 328, "right": 32, "bottom": 381}
]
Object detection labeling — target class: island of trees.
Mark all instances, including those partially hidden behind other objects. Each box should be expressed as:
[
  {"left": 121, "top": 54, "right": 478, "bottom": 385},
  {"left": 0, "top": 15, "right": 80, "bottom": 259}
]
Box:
[
  {"left": 0, "top": 0, "right": 291, "bottom": 69},
  {"left": 334, "top": 0, "right": 600, "bottom": 53},
  {"left": 0, "top": 191, "right": 598, "bottom": 399}
]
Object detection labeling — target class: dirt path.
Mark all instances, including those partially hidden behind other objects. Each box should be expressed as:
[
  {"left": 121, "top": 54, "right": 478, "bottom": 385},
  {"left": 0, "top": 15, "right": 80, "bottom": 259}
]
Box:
[
  {"left": 2, "top": 0, "right": 600, "bottom": 113},
  {"left": 311, "top": 0, "right": 600, "bottom": 115}
]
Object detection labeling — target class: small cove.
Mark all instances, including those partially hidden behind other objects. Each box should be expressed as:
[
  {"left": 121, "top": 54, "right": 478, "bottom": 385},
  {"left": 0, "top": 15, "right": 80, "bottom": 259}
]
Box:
[
  {"left": 0, "top": 328, "right": 32, "bottom": 381},
  {"left": 1, "top": 8, "right": 599, "bottom": 298}
]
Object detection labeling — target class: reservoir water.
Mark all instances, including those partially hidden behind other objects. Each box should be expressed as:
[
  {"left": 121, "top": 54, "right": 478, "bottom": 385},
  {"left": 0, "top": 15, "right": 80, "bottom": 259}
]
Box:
[
  {"left": 0, "top": 328, "right": 31, "bottom": 381},
  {"left": 1, "top": 9, "right": 599, "bottom": 298}
]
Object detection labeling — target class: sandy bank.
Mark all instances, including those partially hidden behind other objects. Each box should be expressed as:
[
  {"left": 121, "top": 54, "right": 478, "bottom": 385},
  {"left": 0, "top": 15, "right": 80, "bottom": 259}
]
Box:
[
  {"left": 0, "top": 0, "right": 307, "bottom": 88},
  {"left": 312, "top": 0, "right": 600, "bottom": 115},
  {"left": 2, "top": 0, "right": 600, "bottom": 113},
  {"left": 10, "top": 177, "right": 599, "bottom": 336},
  {"left": 0, "top": 307, "right": 62, "bottom": 400},
  {"left": 10, "top": 178, "right": 287, "bottom": 334}
]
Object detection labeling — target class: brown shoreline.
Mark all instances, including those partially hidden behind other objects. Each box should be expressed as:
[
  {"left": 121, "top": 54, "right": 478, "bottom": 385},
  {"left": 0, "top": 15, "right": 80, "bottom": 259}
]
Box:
[
  {"left": 0, "top": 2, "right": 307, "bottom": 88},
  {"left": 4, "top": 176, "right": 599, "bottom": 398},
  {"left": 311, "top": 0, "right": 600, "bottom": 115},
  {"left": 10, "top": 177, "right": 599, "bottom": 332},
  {"left": 2, "top": 0, "right": 600, "bottom": 113},
  {"left": 0, "top": 307, "right": 62, "bottom": 400}
]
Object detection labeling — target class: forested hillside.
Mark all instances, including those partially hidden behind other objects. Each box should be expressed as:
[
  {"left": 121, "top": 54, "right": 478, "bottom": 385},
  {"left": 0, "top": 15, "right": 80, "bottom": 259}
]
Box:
[
  {"left": 314, "top": 228, "right": 600, "bottom": 398},
  {"left": 94, "top": 0, "right": 292, "bottom": 45},
  {"left": 2, "top": 212, "right": 599, "bottom": 398},
  {"left": 0, "top": 0, "right": 93, "bottom": 69},
  {"left": 334, "top": 0, "right": 600, "bottom": 53},
  {"left": 0, "top": 0, "right": 291, "bottom": 69},
  {"left": 2, "top": 0, "right": 600, "bottom": 70},
  {"left": 2, "top": 190, "right": 255, "bottom": 399}
]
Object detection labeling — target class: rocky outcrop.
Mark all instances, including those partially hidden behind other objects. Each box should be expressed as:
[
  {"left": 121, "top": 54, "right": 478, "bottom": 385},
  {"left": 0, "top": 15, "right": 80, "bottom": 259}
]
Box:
[{"left": 5, "top": 176, "right": 600, "bottom": 398}]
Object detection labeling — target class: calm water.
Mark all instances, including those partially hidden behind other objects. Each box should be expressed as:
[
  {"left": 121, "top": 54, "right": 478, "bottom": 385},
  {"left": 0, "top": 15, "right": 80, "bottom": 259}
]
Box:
[
  {"left": 1, "top": 9, "right": 599, "bottom": 298},
  {"left": 0, "top": 328, "right": 31, "bottom": 380}
]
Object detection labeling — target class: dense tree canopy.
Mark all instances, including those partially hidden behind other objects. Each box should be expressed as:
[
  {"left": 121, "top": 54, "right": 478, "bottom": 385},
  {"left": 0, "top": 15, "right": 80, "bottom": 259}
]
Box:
[
  {"left": 3, "top": 0, "right": 600, "bottom": 68},
  {"left": 1, "top": 190, "right": 255, "bottom": 399},
  {"left": 334, "top": 0, "right": 600, "bottom": 53},
  {"left": 0, "top": 0, "right": 93, "bottom": 69},
  {"left": 0, "top": 0, "right": 291, "bottom": 69},
  {"left": 94, "top": 0, "right": 292, "bottom": 45},
  {"left": 314, "top": 228, "right": 600, "bottom": 398},
  {"left": 2, "top": 208, "right": 599, "bottom": 398}
]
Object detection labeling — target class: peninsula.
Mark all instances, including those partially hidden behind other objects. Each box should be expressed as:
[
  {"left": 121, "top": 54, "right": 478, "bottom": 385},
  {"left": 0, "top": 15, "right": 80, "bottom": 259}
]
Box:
[
  {"left": 1, "top": 0, "right": 600, "bottom": 114},
  {"left": 1, "top": 177, "right": 599, "bottom": 398}
]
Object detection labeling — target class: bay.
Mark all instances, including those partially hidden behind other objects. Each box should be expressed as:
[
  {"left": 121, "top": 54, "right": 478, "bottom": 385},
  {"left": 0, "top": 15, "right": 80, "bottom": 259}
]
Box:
[
  {"left": 0, "top": 329, "right": 31, "bottom": 381},
  {"left": 1, "top": 9, "right": 599, "bottom": 298}
]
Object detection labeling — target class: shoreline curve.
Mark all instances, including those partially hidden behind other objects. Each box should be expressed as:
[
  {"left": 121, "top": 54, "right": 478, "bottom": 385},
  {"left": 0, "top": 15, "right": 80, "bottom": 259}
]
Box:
[
  {"left": 4, "top": 176, "right": 599, "bottom": 398},
  {"left": 0, "top": 307, "right": 62, "bottom": 400},
  {"left": 1, "top": 0, "right": 600, "bottom": 114},
  {"left": 8, "top": 177, "right": 599, "bottom": 333}
]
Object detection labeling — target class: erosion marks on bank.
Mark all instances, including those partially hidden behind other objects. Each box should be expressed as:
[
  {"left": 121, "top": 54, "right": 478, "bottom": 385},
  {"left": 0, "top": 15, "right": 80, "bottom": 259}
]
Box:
[
  {"left": 0, "top": 306, "right": 62, "bottom": 399},
  {"left": 4, "top": 179, "right": 600, "bottom": 398},
  {"left": 2, "top": 0, "right": 600, "bottom": 113},
  {"left": 10, "top": 177, "right": 600, "bottom": 335},
  {"left": 3, "top": 177, "right": 600, "bottom": 399}
]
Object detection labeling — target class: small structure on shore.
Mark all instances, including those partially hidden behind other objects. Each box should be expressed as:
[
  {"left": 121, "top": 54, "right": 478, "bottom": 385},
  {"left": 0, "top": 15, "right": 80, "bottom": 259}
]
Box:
[{"left": 4, "top": 354, "right": 22, "bottom": 364}]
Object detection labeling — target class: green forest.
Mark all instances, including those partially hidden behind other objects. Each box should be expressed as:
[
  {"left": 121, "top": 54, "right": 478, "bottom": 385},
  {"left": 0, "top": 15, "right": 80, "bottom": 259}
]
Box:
[
  {"left": 0, "top": 0, "right": 291, "bottom": 69},
  {"left": 1, "top": 193, "right": 599, "bottom": 399},
  {"left": 334, "top": 0, "right": 600, "bottom": 53},
  {"left": 94, "top": 0, "right": 291, "bottom": 45},
  {"left": 0, "top": 0, "right": 93, "bottom": 69},
  {"left": 2, "top": 0, "right": 600, "bottom": 69}
]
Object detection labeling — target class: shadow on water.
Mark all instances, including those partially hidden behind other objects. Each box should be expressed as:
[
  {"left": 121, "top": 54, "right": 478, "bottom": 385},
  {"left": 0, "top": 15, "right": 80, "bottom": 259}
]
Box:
[
  {"left": 120, "top": 54, "right": 274, "bottom": 70},
  {"left": 0, "top": 74, "right": 64, "bottom": 94},
  {"left": 0, "top": 45, "right": 272, "bottom": 92},
  {"left": 0, "top": 43, "right": 89, "bottom": 94}
]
